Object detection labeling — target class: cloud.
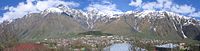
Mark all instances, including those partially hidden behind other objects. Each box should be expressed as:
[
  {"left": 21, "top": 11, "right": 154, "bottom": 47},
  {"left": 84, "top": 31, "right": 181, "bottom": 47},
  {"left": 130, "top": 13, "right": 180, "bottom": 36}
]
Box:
[
  {"left": 0, "top": 0, "right": 79, "bottom": 23},
  {"left": 171, "top": 5, "right": 196, "bottom": 14},
  {"left": 85, "top": 1, "right": 123, "bottom": 18},
  {"left": 129, "top": 0, "right": 143, "bottom": 7},
  {"left": 129, "top": 0, "right": 171, "bottom": 10},
  {"left": 141, "top": 2, "right": 158, "bottom": 10},
  {"left": 189, "top": 11, "right": 200, "bottom": 17},
  {"left": 129, "top": 0, "right": 199, "bottom": 17}
]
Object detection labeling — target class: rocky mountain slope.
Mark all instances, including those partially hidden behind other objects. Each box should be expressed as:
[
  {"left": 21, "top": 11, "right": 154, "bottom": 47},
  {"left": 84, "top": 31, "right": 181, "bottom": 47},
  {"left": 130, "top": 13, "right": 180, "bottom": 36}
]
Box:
[{"left": 0, "top": 6, "right": 200, "bottom": 42}]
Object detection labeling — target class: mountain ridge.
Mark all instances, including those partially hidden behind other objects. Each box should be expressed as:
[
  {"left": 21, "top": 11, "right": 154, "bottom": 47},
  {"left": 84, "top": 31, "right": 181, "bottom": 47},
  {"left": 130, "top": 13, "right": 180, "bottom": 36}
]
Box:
[{"left": 0, "top": 6, "right": 200, "bottom": 41}]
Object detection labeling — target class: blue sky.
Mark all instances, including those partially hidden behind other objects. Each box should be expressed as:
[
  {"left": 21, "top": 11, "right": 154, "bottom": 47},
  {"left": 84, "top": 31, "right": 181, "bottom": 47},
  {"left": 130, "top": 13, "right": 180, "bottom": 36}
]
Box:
[{"left": 0, "top": 0, "right": 200, "bottom": 22}]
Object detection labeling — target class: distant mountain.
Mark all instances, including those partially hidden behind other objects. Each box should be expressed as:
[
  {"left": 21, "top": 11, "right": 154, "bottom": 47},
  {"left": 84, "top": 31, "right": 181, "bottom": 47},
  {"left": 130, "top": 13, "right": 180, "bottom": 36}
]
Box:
[{"left": 0, "top": 5, "right": 200, "bottom": 42}]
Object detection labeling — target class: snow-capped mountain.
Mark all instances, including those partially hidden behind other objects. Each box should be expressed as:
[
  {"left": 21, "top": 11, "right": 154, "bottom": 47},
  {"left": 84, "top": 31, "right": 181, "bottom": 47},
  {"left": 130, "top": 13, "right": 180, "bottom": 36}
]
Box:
[
  {"left": 0, "top": 5, "right": 200, "bottom": 41},
  {"left": 122, "top": 10, "right": 200, "bottom": 39},
  {"left": 40, "top": 5, "right": 123, "bottom": 30}
]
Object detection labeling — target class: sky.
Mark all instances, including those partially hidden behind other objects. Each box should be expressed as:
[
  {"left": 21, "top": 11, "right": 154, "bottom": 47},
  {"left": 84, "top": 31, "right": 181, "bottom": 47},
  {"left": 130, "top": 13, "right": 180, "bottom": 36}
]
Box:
[{"left": 0, "top": 0, "right": 200, "bottom": 22}]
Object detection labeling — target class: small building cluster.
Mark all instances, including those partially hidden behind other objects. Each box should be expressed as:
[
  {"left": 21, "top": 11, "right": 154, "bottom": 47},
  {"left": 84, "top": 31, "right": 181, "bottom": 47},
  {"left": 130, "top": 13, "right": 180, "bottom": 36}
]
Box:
[
  {"left": 34, "top": 35, "right": 200, "bottom": 51},
  {"left": 36, "top": 35, "right": 132, "bottom": 51}
]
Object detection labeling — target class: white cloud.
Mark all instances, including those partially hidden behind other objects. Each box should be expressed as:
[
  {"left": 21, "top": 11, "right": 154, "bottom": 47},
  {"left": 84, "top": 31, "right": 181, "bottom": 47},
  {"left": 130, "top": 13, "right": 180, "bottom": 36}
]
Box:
[
  {"left": 129, "top": 0, "right": 199, "bottom": 17},
  {"left": 142, "top": 2, "right": 157, "bottom": 10},
  {"left": 129, "top": 0, "right": 143, "bottom": 7},
  {"left": 0, "top": 0, "right": 79, "bottom": 23},
  {"left": 85, "top": 1, "right": 123, "bottom": 18},
  {"left": 171, "top": 5, "right": 195, "bottom": 14},
  {"left": 163, "top": 0, "right": 172, "bottom": 9},
  {"left": 189, "top": 11, "right": 200, "bottom": 17}
]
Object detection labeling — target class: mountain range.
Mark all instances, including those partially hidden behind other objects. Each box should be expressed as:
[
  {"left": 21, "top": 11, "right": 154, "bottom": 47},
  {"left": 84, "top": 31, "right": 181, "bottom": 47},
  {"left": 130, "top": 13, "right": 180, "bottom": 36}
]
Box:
[{"left": 0, "top": 5, "right": 200, "bottom": 43}]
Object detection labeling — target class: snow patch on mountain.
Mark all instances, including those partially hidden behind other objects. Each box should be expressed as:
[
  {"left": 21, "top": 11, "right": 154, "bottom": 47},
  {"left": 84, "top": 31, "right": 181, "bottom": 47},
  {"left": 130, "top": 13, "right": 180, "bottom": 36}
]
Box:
[{"left": 43, "top": 8, "right": 63, "bottom": 13}]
